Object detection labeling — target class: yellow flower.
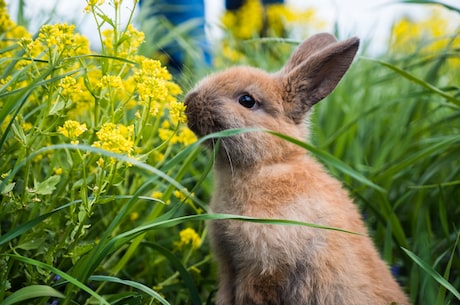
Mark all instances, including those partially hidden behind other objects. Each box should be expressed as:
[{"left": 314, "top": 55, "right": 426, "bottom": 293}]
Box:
[
  {"left": 175, "top": 127, "right": 197, "bottom": 146},
  {"left": 130, "top": 212, "right": 139, "bottom": 221},
  {"left": 59, "top": 76, "right": 82, "bottom": 99},
  {"left": 125, "top": 24, "right": 145, "bottom": 53},
  {"left": 54, "top": 167, "right": 63, "bottom": 175},
  {"left": 151, "top": 151, "right": 165, "bottom": 163},
  {"left": 158, "top": 120, "right": 174, "bottom": 142},
  {"left": 21, "top": 121, "right": 33, "bottom": 132},
  {"left": 58, "top": 120, "right": 87, "bottom": 141},
  {"left": 1, "top": 114, "right": 11, "bottom": 131},
  {"left": 158, "top": 120, "right": 197, "bottom": 145},
  {"left": 93, "top": 123, "right": 134, "bottom": 154},
  {"left": 99, "top": 75, "right": 123, "bottom": 88},
  {"left": 177, "top": 228, "right": 201, "bottom": 250},
  {"left": 152, "top": 191, "right": 163, "bottom": 199},
  {"left": 98, "top": 75, "right": 124, "bottom": 100},
  {"left": 84, "top": 0, "right": 105, "bottom": 13},
  {"left": 33, "top": 23, "right": 91, "bottom": 60},
  {"left": 96, "top": 158, "right": 105, "bottom": 167},
  {"left": 133, "top": 57, "right": 176, "bottom": 115},
  {"left": 101, "top": 24, "right": 144, "bottom": 59},
  {"left": 390, "top": 7, "right": 460, "bottom": 63},
  {"left": 174, "top": 190, "right": 187, "bottom": 201},
  {"left": 0, "top": 0, "right": 31, "bottom": 59},
  {"left": 169, "top": 100, "right": 187, "bottom": 124},
  {"left": 222, "top": 0, "right": 264, "bottom": 39},
  {"left": 266, "top": 5, "right": 322, "bottom": 37}
]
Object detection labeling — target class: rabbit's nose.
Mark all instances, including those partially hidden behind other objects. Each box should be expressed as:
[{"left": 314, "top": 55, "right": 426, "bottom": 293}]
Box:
[{"left": 184, "top": 91, "right": 198, "bottom": 107}]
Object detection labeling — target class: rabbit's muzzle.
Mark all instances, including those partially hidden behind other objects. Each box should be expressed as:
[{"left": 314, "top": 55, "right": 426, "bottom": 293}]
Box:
[{"left": 184, "top": 91, "right": 225, "bottom": 139}]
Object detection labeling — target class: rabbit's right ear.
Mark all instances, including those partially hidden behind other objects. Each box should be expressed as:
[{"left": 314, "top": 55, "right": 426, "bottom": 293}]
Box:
[{"left": 280, "top": 34, "right": 360, "bottom": 124}]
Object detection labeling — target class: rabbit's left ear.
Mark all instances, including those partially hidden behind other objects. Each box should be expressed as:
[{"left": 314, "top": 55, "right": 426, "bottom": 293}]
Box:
[{"left": 281, "top": 35, "right": 359, "bottom": 124}]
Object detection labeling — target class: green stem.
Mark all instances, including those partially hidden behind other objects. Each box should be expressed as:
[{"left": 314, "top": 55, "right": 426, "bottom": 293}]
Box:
[{"left": 109, "top": 147, "right": 200, "bottom": 276}]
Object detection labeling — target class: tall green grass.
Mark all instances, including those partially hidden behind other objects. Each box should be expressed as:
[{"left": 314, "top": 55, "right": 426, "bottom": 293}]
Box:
[{"left": 315, "top": 54, "right": 460, "bottom": 304}]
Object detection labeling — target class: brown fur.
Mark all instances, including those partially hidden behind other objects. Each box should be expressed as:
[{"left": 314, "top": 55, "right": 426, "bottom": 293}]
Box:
[{"left": 184, "top": 33, "right": 410, "bottom": 305}]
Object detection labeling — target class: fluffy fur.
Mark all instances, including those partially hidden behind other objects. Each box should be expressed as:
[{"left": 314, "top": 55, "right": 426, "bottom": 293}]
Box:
[{"left": 184, "top": 33, "right": 410, "bottom": 305}]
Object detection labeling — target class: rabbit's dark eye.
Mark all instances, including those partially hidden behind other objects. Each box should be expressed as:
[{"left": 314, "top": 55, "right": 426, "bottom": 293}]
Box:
[{"left": 238, "top": 94, "right": 257, "bottom": 109}]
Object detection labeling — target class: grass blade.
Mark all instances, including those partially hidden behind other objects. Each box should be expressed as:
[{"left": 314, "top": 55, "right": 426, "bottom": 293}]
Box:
[
  {"left": 0, "top": 201, "right": 77, "bottom": 246},
  {"left": 1, "top": 285, "right": 64, "bottom": 305},
  {"left": 143, "top": 243, "right": 202, "bottom": 305},
  {"left": 435, "top": 233, "right": 460, "bottom": 304},
  {"left": 89, "top": 275, "right": 170, "bottom": 305},
  {"left": 4, "top": 254, "right": 109, "bottom": 304},
  {"left": 368, "top": 58, "right": 460, "bottom": 106},
  {"left": 402, "top": 247, "right": 460, "bottom": 301},
  {"left": 268, "top": 131, "right": 386, "bottom": 193}
]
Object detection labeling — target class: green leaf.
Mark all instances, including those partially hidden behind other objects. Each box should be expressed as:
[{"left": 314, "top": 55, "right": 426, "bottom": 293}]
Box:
[
  {"left": 80, "top": 212, "right": 361, "bottom": 289},
  {"left": 1, "top": 285, "right": 64, "bottom": 305},
  {"left": 0, "top": 200, "right": 77, "bottom": 246},
  {"left": 144, "top": 243, "right": 201, "bottom": 305},
  {"left": 402, "top": 247, "right": 460, "bottom": 301},
  {"left": 5, "top": 254, "right": 109, "bottom": 304},
  {"left": 0, "top": 181, "right": 15, "bottom": 194},
  {"left": 367, "top": 58, "right": 460, "bottom": 106},
  {"left": 16, "top": 237, "right": 46, "bottom": 251},
  {"left": 267, "top": 131, "right": 387, "bottom": 193},
  {"left": 89, "top": 275, "right": 171, "bottom": 305},
  {"left": 48, "top": 100, "right": 67, "bottom": 115},
  {"left": 34, "top": 175, "right": 61, "bottom": 195},
  {"left": 110, "top": 213, "right": 362, "bottom": 252}
]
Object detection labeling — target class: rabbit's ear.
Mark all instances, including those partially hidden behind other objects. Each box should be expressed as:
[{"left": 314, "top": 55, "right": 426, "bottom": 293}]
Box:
[
  {"left": 281, "top": 36, "right": 359, "bottom": 124},
  {"left": 280, "top": 33, "right": 338, "bottom": 74}
]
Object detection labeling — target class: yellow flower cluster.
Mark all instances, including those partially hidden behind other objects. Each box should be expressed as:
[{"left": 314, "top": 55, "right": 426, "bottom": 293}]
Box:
[
  {"left": 222, "top": 0, "right": 264, "bottom": 40},
  {"left": 84, "top": 0, "right": 106, "bottom": 13},
  {"left": 58, "top": 120, "right": 88, "bottom": 144},
  {"left": 101, "top": 25, "right": 145, "bottom": 60},
  {"left": 176, "top": 228, "right": 201, "bottom": 250},
  {"left": 25, "top": 23, "right": 91, "bottom": 61},
  {"left": 159, "top": 121, "right": 197, "bottom": 146},
  {"left": 133, "top": 57, "right": 177, "bottom": 115},
  {"left": 221, "top": 0, "right": 323, "bottom": 39},
  {"left": 93, "top": 123, "right": 134, "bottom": 155},
  {"left": 3, "top": 0, "right": 194, "bottom": 146},
  {"left": 0, "top": 1, "right": 31, "bottom": 68},
  {"left": 390, "top": 7, "right": 460, "bottom": 65},
  {"left": 265, "top": 5, "right": 323, "bottom": 38},
  {"left": 59, "top": 76, "right": 83, "bottom": 100},
  {"left": 1, "top": 0, "right": 196, "bottom": 204},
  {"left": 169, "top": 100, "right": 187, "bottom": 124}
]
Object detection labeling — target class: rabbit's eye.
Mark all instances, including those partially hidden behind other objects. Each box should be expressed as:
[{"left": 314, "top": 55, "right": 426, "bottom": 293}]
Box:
[{"left": 238, "top": 94, "right": 257, "bottom": 109}]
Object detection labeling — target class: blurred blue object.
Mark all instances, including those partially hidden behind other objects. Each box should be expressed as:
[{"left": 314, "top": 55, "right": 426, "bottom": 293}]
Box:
[
  {"left": 225, "top": 0, "right": 284, "bottom": 10},
  {"left": 139, "top": 0, "right": 210, "bottom": 72},
  {"left": 138, "top": 0, "right": 285, "bottom": 72}
]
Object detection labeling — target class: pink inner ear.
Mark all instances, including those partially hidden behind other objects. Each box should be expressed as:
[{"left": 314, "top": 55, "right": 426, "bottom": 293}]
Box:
[
  {"left": 281, "top": 33, "right": 338, "bottom": 75},
  {"left": 282, "top": 36, "right": 359, "bottom": 122}
]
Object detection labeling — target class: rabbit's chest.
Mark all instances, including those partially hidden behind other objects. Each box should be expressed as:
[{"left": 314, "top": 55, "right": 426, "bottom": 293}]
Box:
[{"left": 208, "top": 210, "right": 326, "bottom": 272}]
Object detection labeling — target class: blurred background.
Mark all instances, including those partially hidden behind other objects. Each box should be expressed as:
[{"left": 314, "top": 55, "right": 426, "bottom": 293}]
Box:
[{"left": 5, "top": 0, "right": 460, "bottom": 54}]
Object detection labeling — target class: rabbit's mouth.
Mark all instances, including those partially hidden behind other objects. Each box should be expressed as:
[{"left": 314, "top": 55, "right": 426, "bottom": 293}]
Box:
[{"left": 184, "top": 92, "right": 229, "bottom": 139}]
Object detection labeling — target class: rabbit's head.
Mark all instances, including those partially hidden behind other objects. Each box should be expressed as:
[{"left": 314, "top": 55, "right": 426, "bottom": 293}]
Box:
[{"left": 185, "top": 33, "right": 359, "bottom": 168}]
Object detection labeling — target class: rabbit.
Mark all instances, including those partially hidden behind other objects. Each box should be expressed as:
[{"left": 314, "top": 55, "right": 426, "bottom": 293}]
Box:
[{"left": 184, "top": 33, "right": 411, "bottom": 305}]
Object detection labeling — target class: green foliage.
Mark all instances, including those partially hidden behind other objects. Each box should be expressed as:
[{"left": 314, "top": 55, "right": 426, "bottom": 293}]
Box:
[{"left": 0, "top": 0, "right": 211, "bottom": 303}]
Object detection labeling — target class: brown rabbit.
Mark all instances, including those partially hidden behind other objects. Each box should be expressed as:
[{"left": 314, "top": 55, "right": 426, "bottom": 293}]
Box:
[{"left": 184, "top": 33, "right": 410, "bottom": 305}]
